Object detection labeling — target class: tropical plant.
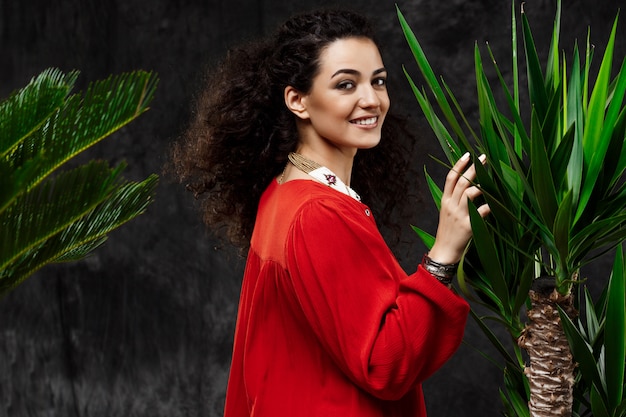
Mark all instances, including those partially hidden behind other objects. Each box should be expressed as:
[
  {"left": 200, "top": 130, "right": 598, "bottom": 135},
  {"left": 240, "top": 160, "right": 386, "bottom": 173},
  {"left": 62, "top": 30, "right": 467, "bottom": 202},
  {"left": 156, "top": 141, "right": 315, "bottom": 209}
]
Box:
[
  {"left": 0, "top": 68, "right": 159, "bottom": 297},
  {"left": 398, "top": 1, "right": 626, "bottom": 416}
]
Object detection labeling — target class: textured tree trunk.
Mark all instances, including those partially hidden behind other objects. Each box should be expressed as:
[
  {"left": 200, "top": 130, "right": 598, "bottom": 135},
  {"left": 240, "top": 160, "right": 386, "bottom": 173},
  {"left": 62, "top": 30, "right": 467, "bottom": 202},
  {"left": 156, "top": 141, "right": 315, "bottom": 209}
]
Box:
[{"left": 517, "top": 277, "right": 577, "bottom": 417}]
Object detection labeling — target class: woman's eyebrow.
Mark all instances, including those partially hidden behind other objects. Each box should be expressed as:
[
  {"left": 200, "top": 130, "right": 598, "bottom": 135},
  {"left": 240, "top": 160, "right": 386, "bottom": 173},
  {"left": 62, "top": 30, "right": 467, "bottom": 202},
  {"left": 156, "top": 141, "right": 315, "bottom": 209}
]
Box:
[
  {"left": 331, "top": 68, "right": 360, "bottom": 78},
  {"left": 331, "top": 67, "right": 387, "bottom": 78}
]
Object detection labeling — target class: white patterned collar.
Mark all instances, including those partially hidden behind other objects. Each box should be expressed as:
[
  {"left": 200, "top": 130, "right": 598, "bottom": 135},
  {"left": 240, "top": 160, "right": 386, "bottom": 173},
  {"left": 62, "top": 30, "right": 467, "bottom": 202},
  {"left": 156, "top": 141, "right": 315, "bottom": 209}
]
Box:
[{"left": 307, "top": 166, "right": 361, "bottom": 201}]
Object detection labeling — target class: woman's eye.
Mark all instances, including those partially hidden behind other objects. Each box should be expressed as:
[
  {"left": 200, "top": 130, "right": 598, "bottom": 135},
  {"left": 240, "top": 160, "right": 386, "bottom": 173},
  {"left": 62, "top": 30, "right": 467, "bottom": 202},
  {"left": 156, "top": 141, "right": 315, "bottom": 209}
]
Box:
[
  {"left": 336, "top": 81, "right": 355, "bottom": 90},
  {"left": 373, "top": 77, "right": 387, "bottom": 87}
]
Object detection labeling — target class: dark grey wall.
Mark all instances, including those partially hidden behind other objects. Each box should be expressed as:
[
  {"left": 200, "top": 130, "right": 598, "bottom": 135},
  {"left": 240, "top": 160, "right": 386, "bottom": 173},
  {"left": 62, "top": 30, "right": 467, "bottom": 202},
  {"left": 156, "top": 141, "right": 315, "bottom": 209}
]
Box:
[{"left": 1, "top": 0, "right": 623, "bottom": 416}]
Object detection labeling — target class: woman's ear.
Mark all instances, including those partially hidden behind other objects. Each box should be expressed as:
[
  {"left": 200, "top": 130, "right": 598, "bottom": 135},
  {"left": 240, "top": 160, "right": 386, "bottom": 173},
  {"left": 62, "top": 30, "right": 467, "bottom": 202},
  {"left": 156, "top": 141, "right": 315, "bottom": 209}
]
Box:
[{"left": 284, "top": 86, "right": 309, "bottom": 119}]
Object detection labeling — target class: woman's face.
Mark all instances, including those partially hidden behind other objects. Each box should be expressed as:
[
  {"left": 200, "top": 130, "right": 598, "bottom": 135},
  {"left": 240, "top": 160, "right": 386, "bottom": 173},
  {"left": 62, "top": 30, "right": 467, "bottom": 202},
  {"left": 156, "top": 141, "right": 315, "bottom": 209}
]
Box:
[{"left": 295, "top": 37, "right": 390, "bottom": 154}]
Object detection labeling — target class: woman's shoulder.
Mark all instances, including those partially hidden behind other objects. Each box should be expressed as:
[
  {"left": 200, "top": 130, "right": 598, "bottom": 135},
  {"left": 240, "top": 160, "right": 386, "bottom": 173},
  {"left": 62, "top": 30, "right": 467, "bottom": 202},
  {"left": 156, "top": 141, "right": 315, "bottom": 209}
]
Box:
[
  {"left": 257, "top": 179, "right": 374, "bottom": 231},
  {"left": 275, "top": 180, "right": 377, "bottom": 231},
  {"left": 274, "top": 179, "right": 368, "bottom": 211},
  {"left": 252, "top": 178, "right": 382, "bottom": 262}
]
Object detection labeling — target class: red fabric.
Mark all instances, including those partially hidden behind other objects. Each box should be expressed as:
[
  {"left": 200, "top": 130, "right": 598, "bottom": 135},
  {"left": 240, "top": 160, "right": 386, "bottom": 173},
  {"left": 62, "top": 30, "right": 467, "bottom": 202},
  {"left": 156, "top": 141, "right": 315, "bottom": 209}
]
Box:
[{"left": 223, "top": 179, "right": 469, "bottom": 417}]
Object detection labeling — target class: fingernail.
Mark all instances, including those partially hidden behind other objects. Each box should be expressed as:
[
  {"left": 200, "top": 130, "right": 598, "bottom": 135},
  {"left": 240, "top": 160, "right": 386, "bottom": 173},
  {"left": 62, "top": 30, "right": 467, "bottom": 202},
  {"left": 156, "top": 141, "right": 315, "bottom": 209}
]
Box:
[
  {"left": 479, "top": 154, "right": 487, "bottom": 162},
  {"left": 461, "top": 152, "right": 470, "bottom": 161}
]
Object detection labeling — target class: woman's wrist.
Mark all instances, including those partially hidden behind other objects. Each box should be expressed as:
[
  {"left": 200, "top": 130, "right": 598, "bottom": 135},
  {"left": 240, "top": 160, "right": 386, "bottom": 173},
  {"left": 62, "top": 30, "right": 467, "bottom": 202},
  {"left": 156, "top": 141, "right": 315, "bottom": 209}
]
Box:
[{"left": 421, "top": 253, "right": 459, "bottom": 287}]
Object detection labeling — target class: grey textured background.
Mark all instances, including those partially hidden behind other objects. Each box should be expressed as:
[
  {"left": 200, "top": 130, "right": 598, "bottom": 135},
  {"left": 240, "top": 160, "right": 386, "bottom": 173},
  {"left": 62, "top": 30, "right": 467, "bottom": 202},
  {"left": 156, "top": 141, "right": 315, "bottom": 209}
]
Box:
[{"left": 1, "top": 0, "right": 624, "bottom": 416}]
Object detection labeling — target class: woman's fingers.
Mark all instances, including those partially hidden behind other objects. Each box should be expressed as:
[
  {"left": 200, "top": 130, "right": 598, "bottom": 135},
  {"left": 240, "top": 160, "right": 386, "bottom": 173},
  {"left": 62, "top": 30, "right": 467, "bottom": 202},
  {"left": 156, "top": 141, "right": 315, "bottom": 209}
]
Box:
[
  {"left": 429, "top": 153, "right": 490, "bottom": 264},
  {"left": 464, "top": 185, "right": 491, "bottom": 220},
  {"left": 464, "top": 185, "right": 483, "bottom": 203},
  {"left": 444, "top": 153, "right": 486, "bottom": 202},
  {"left": 477, "top": 201, "right": 491, "bottom": 217},
  {"left": 443, "top": 152, "right": 471, "bottom": 197}
]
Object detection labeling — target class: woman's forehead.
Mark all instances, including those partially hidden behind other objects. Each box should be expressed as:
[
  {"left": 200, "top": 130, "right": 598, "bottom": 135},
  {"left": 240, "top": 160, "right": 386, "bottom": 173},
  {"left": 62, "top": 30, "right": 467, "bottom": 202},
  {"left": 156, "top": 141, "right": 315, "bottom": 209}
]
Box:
[{"left": 317, "top": 38, "right": 384, "bottom": 74}]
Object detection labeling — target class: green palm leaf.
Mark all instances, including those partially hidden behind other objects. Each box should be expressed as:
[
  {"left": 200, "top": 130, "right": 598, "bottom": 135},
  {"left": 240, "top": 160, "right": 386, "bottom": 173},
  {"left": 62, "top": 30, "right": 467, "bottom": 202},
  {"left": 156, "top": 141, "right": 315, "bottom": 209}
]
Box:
[
  {"left": 2, "top": 70, "right": 157, "bottom": 211},
  {"left": 0, "top": 68, "right": 159, "bottom": 297},
  {"left": 1, "top": 172, "right": 158, "bottom": 295},
  {"left": 0, "top": 161, "right": 126, "bottom": 272},
  {"left": 0, "top": 68, "right": 77, "bottom": 157}
]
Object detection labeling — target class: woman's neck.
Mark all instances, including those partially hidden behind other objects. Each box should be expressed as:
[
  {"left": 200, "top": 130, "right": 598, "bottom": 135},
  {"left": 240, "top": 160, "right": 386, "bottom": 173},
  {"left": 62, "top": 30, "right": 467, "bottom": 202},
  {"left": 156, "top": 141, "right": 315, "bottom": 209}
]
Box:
[{"left": 294, "top": 145, "right": 355, "bottom": 186}]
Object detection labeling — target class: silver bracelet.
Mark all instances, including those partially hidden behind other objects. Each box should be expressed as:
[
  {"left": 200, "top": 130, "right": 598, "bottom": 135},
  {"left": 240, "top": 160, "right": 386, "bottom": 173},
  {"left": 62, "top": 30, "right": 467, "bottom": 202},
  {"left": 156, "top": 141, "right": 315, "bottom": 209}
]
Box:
[{"left": 422, "top": 254, "right": 458, "bottom": 286}]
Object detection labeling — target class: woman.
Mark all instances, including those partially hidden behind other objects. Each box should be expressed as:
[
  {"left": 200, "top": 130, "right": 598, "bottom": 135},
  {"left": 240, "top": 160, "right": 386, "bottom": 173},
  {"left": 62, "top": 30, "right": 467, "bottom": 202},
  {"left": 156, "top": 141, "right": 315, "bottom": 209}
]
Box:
[{"left": 173, "top": 8, "right": 489, "bottom": 417}]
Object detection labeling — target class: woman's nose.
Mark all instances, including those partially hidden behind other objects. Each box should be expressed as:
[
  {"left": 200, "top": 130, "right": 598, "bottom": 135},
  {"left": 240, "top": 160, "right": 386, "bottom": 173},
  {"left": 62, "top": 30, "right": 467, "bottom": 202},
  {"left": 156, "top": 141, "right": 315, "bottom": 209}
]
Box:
[{"left": 359, "top": 86, "right": 381, "bottom": 108}]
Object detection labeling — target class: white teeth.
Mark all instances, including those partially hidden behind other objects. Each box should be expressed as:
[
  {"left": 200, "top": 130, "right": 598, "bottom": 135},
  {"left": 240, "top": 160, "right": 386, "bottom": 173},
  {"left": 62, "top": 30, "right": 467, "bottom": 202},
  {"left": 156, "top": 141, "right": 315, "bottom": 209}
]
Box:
[{"left": 352, "top": 117, "right": 377, "bottom": 125}]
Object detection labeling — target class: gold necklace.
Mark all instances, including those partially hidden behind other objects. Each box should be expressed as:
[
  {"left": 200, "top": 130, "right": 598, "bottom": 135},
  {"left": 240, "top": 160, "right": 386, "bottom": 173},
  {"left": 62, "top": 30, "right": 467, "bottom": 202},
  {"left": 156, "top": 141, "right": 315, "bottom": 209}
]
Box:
[{"left": 287, "top": 152, "right": 321, "bottom": 173}]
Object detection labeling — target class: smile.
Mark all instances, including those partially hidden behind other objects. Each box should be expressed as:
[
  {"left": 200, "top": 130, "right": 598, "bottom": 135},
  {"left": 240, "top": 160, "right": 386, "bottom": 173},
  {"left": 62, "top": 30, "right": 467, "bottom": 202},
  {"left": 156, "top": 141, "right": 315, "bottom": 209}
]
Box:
[{"left": 350, "top": 117, "right": 378, "bottom": 126}]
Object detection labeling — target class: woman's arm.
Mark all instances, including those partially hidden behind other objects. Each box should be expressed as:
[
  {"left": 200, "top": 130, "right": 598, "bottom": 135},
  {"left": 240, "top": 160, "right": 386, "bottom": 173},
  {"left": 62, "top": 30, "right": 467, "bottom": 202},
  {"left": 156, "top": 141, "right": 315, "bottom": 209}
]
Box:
[{"left": 286, "top": 198, "right": 469, "bottom": 400}]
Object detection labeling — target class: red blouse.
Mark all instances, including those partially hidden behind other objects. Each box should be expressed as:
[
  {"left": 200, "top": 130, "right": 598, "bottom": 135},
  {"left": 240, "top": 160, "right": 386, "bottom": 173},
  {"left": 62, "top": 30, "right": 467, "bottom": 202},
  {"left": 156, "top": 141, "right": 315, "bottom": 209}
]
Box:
[{"left": 223, "top": 179, "right": 469, "bottom": 417}]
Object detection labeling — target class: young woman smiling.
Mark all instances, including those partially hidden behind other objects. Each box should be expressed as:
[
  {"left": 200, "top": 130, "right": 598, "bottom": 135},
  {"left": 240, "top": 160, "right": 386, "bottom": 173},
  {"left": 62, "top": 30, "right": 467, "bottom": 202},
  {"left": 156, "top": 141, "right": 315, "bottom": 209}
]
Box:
[{"left": 172, "top": 9, "right": 489, "bottom": 417}]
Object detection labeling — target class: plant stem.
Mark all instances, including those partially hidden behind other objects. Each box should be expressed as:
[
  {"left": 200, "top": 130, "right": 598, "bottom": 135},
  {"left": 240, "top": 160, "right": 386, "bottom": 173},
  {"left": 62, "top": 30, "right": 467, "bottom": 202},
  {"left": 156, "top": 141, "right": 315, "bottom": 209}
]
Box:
[{"left": 518, "top": 277, "right": 577, "bottom": 417}]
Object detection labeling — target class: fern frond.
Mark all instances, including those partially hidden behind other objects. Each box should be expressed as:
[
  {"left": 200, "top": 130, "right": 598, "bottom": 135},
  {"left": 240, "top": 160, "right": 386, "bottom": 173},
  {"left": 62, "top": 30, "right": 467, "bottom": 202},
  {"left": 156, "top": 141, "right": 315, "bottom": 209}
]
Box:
[
  {"left": 0, "top": 69, "right": 78, "bottom": 211},
  {"left": 0, "top": 68, "right": 159, "bottom": 297},
  {"left": 3, "top": 70, "right": 158, "bottom": 201},
  {"left": 0, "top": 174, "right": 158, "bottom": 295},
  {"left": 0, "top": 68, "right": 77, "bottom": 157},
  {"left": 0, "top": 160, "right": 128, "bottom": 272}
]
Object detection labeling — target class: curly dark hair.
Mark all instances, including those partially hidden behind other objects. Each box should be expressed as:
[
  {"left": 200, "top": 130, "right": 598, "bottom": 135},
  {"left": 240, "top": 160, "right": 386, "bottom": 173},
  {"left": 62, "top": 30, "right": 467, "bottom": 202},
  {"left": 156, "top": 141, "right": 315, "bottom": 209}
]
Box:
[{"left": 172, "top": 9, "right": 413, "bottom": 249}]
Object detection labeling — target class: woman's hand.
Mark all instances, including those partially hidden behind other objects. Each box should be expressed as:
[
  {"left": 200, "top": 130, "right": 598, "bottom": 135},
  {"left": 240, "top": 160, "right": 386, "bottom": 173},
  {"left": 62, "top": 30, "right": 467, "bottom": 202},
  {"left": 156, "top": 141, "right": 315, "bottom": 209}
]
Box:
[{"left": 427, "top": 152, "right": 490, "bottom": 265}]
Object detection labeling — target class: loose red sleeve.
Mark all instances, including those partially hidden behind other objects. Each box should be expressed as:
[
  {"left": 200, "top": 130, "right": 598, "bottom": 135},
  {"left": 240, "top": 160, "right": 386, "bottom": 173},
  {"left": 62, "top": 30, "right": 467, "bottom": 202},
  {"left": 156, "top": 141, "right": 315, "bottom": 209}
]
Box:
[{"left": 286, "top": 197, "right": 469, "bottom": 401}]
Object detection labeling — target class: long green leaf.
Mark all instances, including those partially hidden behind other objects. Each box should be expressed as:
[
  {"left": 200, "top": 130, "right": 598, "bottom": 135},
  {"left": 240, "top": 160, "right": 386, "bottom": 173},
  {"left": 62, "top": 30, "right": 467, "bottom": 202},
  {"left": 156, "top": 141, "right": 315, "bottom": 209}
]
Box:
[
  {"left": 469, "top": 309, "right": 518, "bottom": 365},
  {"left": 553, "top": 190, "right": 573, "bottom": 274},
  {"left": 544, "top": 0, "right": 562, "bottom": 93},
  {"left": 566, "top": 43, "right": 584, "bottom": 204},
  {"left": 551, "top": 124, "right": 576, "bottom": 192},
  {"left": 411, "top": 225, "right": 435, "bottom": 250},
  {"left": 559, "top": 304, "right": 605, "bottom": 396},
  {"left": 475, "top": 158, "right": 518, "bottom": 238},
  {"left": 576, "top": 17, "right": 622, "bottom": 222},
  {"left": 468, "top": 201, "right": 511, "bottom": 317},
  {"left": 503, "top": 364, "right": 531, "bottom": 417},
  {"left": 512, "top": 260, "right": 534, "bottom": 318},
  {"left": 570, "top": 214, "right": 626, "bottom": 263},
  {"left": 605, "top": 245, "right": 625, "bottom": 410},
  {"left": 511, "top": 0, "right": 522, "bottom": 157},
  {"left": 530, "top": 109, "right": 559, "bottom": 229},
  {"left": 424, "top": 167, "right": 443, "bottom": 211},
  {"left": 602, "top": 106, "right": 626, "bottom": 193},
  {"left": 616, "top": 399, "right": 626, "bottom": 417},
  {"left": 521, "top": 6, "right": 549, "bottom": 119},
  {"left": 397, "top": 6, "right": 467, "bottom": 154},
  {"left": 475, "top": 45, "right": 512, "bottom": 166},
  {"left": 541, "top": 80, "right": 564, "bottom": 155},
  {"left": 591, "top": 383, "right": 611, "bottom": 417},
  {"left": 440, "top": 78, "right": 480, "bottom": 146},
  {"left": 403, "top": 69, "right": 461, "bottom": 162},
  {"left": 485, "top": 42, "right": 531, "bottom": 154},
  {"left": 583, "top": 287, "right": 601, "bottom": 346}
]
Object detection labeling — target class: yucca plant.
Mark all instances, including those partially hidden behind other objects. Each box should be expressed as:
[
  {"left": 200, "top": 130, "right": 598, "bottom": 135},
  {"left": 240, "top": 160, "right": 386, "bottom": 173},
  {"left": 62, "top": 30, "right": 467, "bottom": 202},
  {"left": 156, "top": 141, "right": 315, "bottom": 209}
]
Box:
[
  {"left": 0, "top": 68, "right": 159, "bottom": 297},
  {"left": 398, "top": 1, "right": 626, "bottom": 416}
]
